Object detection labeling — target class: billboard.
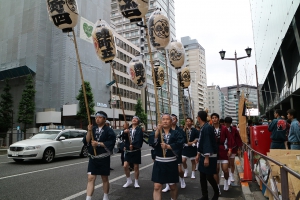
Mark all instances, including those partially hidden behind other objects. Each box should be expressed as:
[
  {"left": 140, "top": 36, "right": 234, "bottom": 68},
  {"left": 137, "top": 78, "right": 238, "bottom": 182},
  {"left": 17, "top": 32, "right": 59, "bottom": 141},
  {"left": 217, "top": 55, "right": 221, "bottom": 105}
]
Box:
[
  {"left": 79, "top": 17, "right": 94, "bottom": 44},
  {"left": 246, "top": 108, "right": 259, "bottom": 116}
]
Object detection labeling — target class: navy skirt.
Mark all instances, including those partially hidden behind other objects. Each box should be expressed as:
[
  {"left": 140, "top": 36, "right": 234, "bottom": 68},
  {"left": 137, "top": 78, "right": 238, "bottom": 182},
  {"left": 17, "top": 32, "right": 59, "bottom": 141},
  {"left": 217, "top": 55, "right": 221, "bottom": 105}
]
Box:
[
  {"left": 197, "top": 156, "right": 217, "bottom": 175},
  {"left": 177, "top": 152, "right": 182, "bottom": 164},
  {"left": 151, "top": 160, "right": 179, "bottom": 184},
  {"left": 87, "top": 156, "right": 110, "bottom": 176},
  {"left": 182, "top": 146, "right": 197, "bottom": 158},
  {"left": 124, "top": 150, "right": 141, "bottom": 164}
]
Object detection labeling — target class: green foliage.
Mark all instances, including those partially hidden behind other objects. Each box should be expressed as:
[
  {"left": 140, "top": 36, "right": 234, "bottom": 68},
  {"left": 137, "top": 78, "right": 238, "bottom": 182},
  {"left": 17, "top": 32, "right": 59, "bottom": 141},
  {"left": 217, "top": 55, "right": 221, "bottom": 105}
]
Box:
[
  {"left": 18, "top": 76, "right": 36, "bottom": 133},
  {"left": 134, "top": 99, "right": 147, "bottom": 125},
  {"left": 76, "top": 81, "right": 95, "bottom": 123},
  {"left": 180, "top": 119, "right": 185, "bottom": 126},
  {"left": 0, "top": 79, "right": 13, "bottom": 132}
]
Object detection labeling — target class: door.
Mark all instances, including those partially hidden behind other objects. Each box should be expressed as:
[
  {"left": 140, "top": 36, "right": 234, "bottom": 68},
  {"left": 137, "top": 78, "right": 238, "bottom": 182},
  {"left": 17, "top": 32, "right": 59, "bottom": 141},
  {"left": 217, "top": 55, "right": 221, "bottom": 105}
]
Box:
[
  {"left": 55, "top": 131, "right": 72, "bottom": 156},
  {"left": 69, "top": 131, "right": 84, "bottom": 153}
]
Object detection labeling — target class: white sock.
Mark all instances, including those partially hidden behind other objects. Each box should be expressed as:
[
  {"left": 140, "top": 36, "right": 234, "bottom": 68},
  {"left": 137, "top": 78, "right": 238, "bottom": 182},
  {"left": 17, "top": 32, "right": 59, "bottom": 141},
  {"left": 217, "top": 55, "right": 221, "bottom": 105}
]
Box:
[
  {"left": 103, "top": 193, "right": 108, "bottom": 200},
  {"left": 127, "top": 177, "right": 131, "bottom": 182},
  {"left": 135, "top": 179, "right": 138, "bottom": 183},
  {"left": 86, "top": 196, "right": 92, "bottom": 200},
  {"left": 228, "top": 168, "right": 232, "bottom": 175}
]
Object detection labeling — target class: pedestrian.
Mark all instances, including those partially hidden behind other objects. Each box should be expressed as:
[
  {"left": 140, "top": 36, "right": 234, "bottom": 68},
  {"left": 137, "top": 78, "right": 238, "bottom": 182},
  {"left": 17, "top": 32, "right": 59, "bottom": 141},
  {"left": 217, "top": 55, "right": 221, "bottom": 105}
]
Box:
[
  {"left": 149, "top": 113, "right": 184, "bottom": 200},
  {"left": 224, "top": 117, "right": 242, "bottom": 185},
  {"left": 287, "top": 109, "right": 300, "bottom": 150},
  {"left": 105, "top": 120, "right": 114, "bottom": 171},
  {"left": 219, "top": 118, "right": 225, "bottom": 126},
  {"left": 122, "top": 116, "right": 144, "bottom": 188},
  {"left": 211, "top": 113, "right": 233, "bottom": 194},
  {"left": 182, "top": 117, "right": 198, "bottom": 179},
  {"left": 118, "top": 122, "right": 129, "bottom": 166},
  {"left": 268, "top": 109, "right": 288, "bottom": 149},
  {"left": 162, "top": 114, "right": 186, "bottom": 192},
  {"left": 83, "top": 111, "right": 116, "bottom": 200},
  {"left": 195, "top": 111, "right": 219, "bottom": 200}
]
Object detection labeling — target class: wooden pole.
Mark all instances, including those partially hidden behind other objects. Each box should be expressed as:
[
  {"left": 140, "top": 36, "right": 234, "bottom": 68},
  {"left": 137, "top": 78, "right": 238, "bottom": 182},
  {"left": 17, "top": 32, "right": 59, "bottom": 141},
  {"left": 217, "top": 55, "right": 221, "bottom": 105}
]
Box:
[
  {"left": 146, "top": 86, "right": 154, "bottom": 130},
  {"left": 160, "top": 87, "right": 164, "bottom": 113},
  {"left": 72, "top": 29, "right": 96, "bottom": 156},
  {"left": 178, "top": 71, "right": 189, "bottom": 142},
  {"left": 143, "top": 16, "right": 165, "bottom": 157},
  {"left": 164, "top": 50, "right": 171, "bottom": 114},
  {"left": 111, "top": 62, "right": 131, "bottom": 144},
  {"left": 187, "top": 88, "right": 195, "bottom": 123}
]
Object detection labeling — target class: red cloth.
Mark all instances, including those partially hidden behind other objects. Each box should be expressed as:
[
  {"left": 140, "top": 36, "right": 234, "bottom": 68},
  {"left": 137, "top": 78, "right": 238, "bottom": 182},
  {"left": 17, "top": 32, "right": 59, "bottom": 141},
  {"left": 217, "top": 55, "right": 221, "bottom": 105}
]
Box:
[
  {"left": 217, "top": 126, "right": 235, "bottom": 160},
  {"left": 227, "top": 126, "right": 243, "bottom": 154}
]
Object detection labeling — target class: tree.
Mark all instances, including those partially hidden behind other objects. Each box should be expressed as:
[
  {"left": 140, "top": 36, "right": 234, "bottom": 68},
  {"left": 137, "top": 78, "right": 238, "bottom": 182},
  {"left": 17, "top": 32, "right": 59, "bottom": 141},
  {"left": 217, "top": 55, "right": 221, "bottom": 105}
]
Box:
[
  {"left": 76, "top": 81, "right": 95, "bottom": 127},
  {"left": 0, "top": 78, "right": 13, "bottom": 133},
  {"left": 18, "top": 76, "right": 36, "bottom": 138},
  {"left": 134, "top": 99, "right": 147, "bottom": 125}
]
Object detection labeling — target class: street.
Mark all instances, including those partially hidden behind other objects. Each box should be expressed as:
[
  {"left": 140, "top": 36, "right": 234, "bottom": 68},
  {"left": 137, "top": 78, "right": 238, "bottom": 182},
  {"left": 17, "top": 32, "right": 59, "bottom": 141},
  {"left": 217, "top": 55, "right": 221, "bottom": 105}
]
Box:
[{"left": 0, "top": 146, "right": 243, "bottom": 200}]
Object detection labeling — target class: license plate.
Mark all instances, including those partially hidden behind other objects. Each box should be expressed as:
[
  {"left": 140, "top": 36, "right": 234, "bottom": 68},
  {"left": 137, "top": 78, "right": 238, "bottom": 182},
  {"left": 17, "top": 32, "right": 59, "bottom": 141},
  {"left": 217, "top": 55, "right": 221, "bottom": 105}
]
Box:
[{"left": 12, "top": 152, "right": 18, "bottom": 157}]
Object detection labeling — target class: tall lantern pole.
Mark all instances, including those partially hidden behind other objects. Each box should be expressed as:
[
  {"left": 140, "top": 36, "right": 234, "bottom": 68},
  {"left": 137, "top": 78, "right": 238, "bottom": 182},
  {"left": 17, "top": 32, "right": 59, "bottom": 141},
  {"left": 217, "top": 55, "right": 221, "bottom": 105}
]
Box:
[{"left": 164, "top": 50, "right": 172, "bottom": 114}]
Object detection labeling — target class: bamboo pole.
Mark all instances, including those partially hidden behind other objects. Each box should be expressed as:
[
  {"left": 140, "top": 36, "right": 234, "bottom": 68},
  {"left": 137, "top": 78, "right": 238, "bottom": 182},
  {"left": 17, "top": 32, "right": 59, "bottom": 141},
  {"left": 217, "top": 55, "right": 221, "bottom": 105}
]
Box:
[
  {"left": 160, "top": 87, "right": 164, "bottom": 113},
  {"left": 146, "top": 86, "right": 154, "bottom": 130},
  {"left": 143, "top": 16, "right": 165, "bottom": 158},
  {"left": 164, "top": 50, "right": 171, "bottom": 113},
  {"left": 111, "top": 62, "right": 131, "bottom": 144},
  {"left": 187, "top": 88, "right": 195, "bottom": 123},
  {"left": 72, "top": 29, "right": 96, "bottom": 156}
]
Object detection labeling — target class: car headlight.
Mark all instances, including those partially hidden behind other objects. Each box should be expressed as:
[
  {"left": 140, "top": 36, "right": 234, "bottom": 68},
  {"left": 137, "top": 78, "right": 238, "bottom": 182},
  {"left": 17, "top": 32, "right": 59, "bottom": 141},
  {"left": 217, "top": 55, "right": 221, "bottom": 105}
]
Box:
[{"left": 25, "top": 145, "right": 41, "bottom": 150}]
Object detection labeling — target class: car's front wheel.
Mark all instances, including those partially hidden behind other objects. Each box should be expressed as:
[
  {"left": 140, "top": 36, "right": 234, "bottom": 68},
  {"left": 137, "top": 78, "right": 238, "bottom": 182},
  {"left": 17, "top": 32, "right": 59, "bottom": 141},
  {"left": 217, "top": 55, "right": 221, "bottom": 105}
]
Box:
[
  {"left": 80, "top": 146, "right": 88, "bottom": 158},
  {"left": 43, "top": 148, "right": 55, "bottom": 163},
  {"left": 13, "top": 159, "right": 24, "bottom": 163}
]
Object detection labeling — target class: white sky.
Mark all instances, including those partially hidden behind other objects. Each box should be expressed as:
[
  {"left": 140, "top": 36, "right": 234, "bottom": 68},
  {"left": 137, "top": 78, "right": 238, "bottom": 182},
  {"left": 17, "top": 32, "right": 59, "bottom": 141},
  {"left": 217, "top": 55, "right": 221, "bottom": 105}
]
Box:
[{"left": 175, "top": 0, "right": 257, "bottom": 88}]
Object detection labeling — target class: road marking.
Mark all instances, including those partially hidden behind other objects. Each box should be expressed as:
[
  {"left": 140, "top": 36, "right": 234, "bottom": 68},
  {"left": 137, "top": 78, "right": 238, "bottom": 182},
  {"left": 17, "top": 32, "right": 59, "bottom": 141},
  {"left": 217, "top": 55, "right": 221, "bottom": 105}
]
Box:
[{"left": 62, "top": 157, "right": 153, "bottom": 200}]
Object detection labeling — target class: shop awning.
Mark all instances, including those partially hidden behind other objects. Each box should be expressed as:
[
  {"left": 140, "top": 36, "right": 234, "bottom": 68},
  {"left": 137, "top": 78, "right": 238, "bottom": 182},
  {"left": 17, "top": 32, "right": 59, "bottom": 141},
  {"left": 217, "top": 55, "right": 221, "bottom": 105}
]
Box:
[{"left": 0, "top": 65, "right": 35, "bottom": 81}]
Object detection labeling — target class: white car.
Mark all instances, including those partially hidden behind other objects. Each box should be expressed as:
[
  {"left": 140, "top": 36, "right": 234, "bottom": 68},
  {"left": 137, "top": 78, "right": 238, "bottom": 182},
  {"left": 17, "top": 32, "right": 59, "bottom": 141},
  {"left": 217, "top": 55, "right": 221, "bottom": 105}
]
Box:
[{"left": 7, "top": 129, "right": 88, "bottom": 163}]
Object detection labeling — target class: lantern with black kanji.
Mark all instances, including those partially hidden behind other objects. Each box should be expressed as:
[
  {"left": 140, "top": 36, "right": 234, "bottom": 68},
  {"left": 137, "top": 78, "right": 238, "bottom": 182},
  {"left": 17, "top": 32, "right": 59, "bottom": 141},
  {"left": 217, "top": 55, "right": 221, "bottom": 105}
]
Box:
[
  {"left": 92, "top": 20, "right": 117, "bottom": 63},
  {"left": 148, "top": 9, "right": 170, "bottom": 50},
  {"left": 179, "top": 67, "right": 191, "bottom": 88},
  {"left": 154, "top": 65, "right": 165, "bottom": 88},
  {"left": 117, "top": 0, "right": 149, "bottom": 22},
  {"left": 169, "top": 41, "right": 185, "bottom": 69},
  {"left": 127, "top": 55, "right": 146, "bottom": 88},
  {"left": 46, "top": 0, "right": 79, "bottom": 33}
]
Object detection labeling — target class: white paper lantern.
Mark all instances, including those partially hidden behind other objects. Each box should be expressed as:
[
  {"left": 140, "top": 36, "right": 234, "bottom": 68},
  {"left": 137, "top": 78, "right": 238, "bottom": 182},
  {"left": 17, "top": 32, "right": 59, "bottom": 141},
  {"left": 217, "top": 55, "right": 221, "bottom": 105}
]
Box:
[
  {"left": 148, "top": 9, "right": 170, "bottom": 50},
  {"left": 179, "top": 67, "right": 191, "bottom": 89},
  {"left": 92, "top": 20, "right": 117, "bottom": 63},
  {"left": 117, "top": 0, "right": 149, "bottom": 22},
  {"left": 127, "top": 56, "right": 146, "bottom": 88},
  {"left": 154, "top": 65, "right": 165, "bottom": 88},
  {"left": 46, "top": 0, "right": 79, "bottom": 33},
  {"left": 169, "top": 41, "right": 185, "bottom": 69}
]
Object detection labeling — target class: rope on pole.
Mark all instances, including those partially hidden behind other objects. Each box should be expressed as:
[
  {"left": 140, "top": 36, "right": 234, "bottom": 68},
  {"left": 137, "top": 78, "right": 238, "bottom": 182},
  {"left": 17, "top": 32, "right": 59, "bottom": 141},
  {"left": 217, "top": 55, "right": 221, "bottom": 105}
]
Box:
[{"left": 72, "top": 29, "right": 96, "bottom": 156}]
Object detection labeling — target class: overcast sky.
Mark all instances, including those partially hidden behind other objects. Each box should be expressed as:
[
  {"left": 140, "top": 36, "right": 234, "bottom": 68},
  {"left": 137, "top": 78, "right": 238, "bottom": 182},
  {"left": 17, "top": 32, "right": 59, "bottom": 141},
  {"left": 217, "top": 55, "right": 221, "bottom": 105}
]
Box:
[{"left": 175, "top": 0, "right": 257, "bottom": 88}]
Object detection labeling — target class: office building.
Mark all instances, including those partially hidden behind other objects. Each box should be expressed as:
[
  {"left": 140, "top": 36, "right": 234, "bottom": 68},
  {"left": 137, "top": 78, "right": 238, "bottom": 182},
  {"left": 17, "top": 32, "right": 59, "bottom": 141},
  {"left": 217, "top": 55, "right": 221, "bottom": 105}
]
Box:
[{"left": 249, "top": 0, "right": 300, "bottom": 118}]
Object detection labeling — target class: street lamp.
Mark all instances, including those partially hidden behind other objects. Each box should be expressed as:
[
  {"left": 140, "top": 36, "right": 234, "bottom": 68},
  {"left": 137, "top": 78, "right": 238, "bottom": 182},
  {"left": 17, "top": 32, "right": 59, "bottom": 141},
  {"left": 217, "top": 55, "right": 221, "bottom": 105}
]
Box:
[{"left": 219, "top": 47, "right": 252, "bottom": 97}]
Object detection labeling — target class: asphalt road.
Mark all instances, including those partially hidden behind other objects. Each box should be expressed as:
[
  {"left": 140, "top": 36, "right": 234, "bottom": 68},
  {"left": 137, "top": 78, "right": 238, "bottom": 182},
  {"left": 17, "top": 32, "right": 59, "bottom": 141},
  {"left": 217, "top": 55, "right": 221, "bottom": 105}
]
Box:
[{"left": 0, "top": 146, "right": 244, "bottom": 200}]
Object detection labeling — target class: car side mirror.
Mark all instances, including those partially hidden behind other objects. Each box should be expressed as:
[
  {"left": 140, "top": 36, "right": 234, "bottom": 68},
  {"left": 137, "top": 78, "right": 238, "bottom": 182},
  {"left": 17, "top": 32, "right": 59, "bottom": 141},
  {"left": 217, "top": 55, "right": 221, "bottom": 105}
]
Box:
[{"left": 59, "top": 136, "right": 66, "bottom": 141}]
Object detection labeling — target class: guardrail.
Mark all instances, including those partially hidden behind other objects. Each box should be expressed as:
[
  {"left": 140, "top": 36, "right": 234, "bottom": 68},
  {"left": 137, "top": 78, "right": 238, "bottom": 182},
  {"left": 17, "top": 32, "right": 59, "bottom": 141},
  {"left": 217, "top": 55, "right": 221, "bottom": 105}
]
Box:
[{"left": 243, "top": 143, "right": 300, "bottom": 200}]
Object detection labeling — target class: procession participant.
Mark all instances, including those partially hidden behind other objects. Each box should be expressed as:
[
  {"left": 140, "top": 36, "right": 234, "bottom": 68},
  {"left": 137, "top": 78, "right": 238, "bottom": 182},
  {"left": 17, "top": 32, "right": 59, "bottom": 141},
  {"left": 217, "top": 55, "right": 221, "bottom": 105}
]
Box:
[
  {"left": 211, "top": 113, "right": 233, "bottom": 193},
  {"left": 219, "top": 118, "right": 225, "bottom": 126},
  {"left": 149, "top": 113, "right": 184, "bottom": 200},
  {"left": 195, "top": 111, "right": 219, "bottom": 200},
  {"left": 287, "top": 109, "right": 300, "bottom": 150},
  {"left": 118, "top": 122, "right": 129, "bottom": 166},
  {"left": 105, "top": 120, "right": 112, "bottom": 128},
  {"left": 268, "top": 109, "right": 288, "bottom": 149},
  {"left": 162, "top": 114, "right": 186, "bottom": 192},
  {"left": 224, "top": 117, "right": 242, "bottom": 184},
  {"left": 182, "top": 117, "right": 199, "bottom": 179},
  {"left": 83, "top": 111, "right": 116, "bottom": 200},
  {"left": 122, "top": 116, "right": 144, "bottom": 188}
]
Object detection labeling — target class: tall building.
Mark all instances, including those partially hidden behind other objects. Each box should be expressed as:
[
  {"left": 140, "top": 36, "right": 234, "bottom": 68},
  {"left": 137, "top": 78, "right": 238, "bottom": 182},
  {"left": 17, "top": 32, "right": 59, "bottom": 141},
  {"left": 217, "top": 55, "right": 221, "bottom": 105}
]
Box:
[
  {"left": 207, "top": 85, "right": 223, "bottom": 118},
  {"left": 249, "top": 0, "right": 300, "bottom": 119},
  {"left": 181, "top": 36, "right": 208, "bottom": 120},
  {"left": 0, "top": 0, "right": 141, "bottom": 139},
  {"left": 111, "top": 0, "right": 179, "bottom": 129},
  {"left": 221, "top": 84, "right": 258, "bottom": 124}
]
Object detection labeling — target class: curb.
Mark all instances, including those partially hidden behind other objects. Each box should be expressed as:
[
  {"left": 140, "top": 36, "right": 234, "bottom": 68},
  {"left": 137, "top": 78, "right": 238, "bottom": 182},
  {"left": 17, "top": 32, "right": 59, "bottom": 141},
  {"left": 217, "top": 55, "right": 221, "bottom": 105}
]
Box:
[
  {"left": 235, "top": 156, "right": 255, "bottom": 200},
  {"left": 0, "top": 149, "right": 7, "bottom": 155}
]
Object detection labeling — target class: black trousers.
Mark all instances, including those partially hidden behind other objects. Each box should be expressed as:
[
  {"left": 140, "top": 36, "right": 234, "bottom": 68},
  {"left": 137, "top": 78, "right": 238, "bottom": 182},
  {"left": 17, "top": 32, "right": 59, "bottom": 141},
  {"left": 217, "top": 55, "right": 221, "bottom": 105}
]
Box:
[
  {"left": 121, "top": 150, "right": 133, "bottom": 168},
  {"left": 199, "top": 171, "right": 219, "bottom": 198}
]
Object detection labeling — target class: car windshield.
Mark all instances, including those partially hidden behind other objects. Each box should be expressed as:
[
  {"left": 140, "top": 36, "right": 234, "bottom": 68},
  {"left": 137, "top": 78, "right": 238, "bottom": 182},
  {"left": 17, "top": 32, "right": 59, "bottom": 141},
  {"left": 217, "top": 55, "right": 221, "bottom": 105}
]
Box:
[{"left": 31, "top": 131, "right": 61, "bottom": 140}]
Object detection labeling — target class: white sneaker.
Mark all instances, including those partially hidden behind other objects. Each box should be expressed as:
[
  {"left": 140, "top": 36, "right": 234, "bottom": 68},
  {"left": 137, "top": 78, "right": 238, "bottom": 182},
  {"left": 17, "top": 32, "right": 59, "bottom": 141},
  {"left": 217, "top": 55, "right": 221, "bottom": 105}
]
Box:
[
  {"left": 134, "top": 179, "right": 140, "bottom": 188},
  {"left": 223, "top": 179, "right": 229, "bottom": 191},
  {"left": 180, "top": 178, "right": 186, "bottom": 188},
  {"left": 230, "top": 174, "right": 235, "bottom": 182},
  {"left": 191, "top": 171, "right": 196, "bottom": 179},
  {"left": 123, "top": 179, "right": 132, "bottom": 188},
  {"left": 162, "top": 184, "right": 170, "bottom": 192},
  {"left": 184, "top": 169, "right": 188, "bottom": 178},
  {"left": 103, "top": 193, "right": 109, "bottom": 200}
]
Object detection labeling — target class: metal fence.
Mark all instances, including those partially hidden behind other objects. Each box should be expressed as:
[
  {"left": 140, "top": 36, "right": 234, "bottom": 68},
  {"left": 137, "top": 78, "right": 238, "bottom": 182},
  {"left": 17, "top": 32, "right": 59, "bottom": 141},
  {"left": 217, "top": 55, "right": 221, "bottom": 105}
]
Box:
[{"left": 243, "top": 143, "right": 300, "bottom": 200}]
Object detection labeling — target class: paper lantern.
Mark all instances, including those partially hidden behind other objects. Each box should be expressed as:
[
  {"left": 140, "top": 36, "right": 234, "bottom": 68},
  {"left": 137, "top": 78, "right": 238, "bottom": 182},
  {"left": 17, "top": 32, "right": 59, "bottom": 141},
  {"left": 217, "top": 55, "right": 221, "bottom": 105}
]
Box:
[
  {"left": 169, "top": 41, "right": 185, "bottom": 69},
  {"left": 117, "top": 0, "right": 149, "bottom": 22},
  {"left": 46, "top": 0, "right": 79, "bottom": 33},
  {"left": 148, "top": 9, "right": 170, "bottom": 50},
  {"left": 92, "top": 20, "right": 117, "bottom": 63},
  {"left": 127, "top": 56, "right": 146, "bottom": 88},
  {"left": 154, "top": 65, "right": 165, "bottom": 88},
  {"left": 179, "top": 67, "right": 190, "bottom": 89}
]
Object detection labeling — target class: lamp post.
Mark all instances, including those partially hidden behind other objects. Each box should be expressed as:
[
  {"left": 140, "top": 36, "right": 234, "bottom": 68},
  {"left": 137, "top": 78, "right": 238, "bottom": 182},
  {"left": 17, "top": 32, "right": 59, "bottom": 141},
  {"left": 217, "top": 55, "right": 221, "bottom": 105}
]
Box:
[{"left": 219, "top": 47, "right": 252, "bottom": 97}]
